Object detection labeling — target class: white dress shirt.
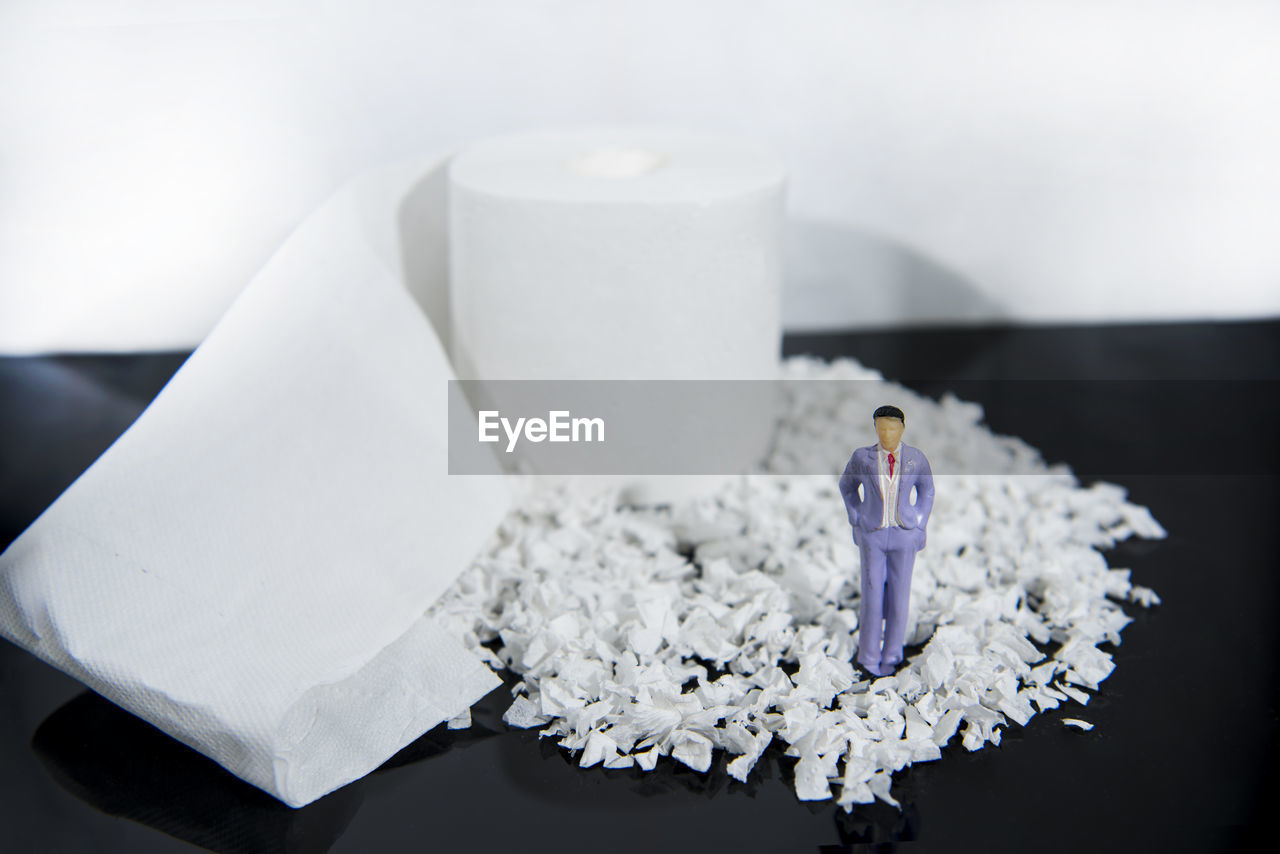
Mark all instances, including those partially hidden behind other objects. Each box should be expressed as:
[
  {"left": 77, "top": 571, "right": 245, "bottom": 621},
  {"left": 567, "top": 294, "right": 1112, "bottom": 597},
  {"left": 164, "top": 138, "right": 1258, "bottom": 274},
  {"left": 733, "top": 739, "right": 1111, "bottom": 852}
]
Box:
[{"left": 877, "top": 443, "right": 902, "bottom": 528}]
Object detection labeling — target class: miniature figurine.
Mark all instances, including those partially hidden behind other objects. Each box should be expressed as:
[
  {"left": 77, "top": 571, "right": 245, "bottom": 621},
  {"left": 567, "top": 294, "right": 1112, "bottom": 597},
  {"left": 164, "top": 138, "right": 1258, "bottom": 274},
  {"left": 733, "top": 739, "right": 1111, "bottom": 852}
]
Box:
[{"left": 839, "top": 405, "right": 935, "bottom": 678}]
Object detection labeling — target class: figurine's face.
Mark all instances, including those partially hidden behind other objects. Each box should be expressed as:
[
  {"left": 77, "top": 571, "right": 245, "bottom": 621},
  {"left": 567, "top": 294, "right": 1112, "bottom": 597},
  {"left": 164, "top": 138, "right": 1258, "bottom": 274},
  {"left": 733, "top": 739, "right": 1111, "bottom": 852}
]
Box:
[{"left": 874, "top": 416, "right": 905, "bottom": 451}]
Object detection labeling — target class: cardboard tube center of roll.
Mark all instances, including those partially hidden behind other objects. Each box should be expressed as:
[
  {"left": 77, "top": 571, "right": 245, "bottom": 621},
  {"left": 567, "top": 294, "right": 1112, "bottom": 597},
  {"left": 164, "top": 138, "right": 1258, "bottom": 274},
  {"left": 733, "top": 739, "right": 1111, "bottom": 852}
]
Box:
[{"left": 565, "top": 147, "right": 667, "bottom": 178}]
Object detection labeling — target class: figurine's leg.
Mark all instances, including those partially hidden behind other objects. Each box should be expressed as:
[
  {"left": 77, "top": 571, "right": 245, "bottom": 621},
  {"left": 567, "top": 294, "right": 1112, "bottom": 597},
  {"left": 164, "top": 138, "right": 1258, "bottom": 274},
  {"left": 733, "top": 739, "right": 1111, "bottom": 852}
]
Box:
[
  {"left": 857, "top": 529, "right": 888, "bottom": 675},
  {"left": 879, "top": 528, "right": 917, "bottom": 672}
]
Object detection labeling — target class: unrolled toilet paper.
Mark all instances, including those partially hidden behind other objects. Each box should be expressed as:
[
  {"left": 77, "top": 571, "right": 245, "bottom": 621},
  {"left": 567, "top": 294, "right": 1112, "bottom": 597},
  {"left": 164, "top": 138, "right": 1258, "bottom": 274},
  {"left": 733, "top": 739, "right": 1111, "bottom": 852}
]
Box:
[
  {"left": 449, "top": 128, "right": 787, "bottom": 381},
  {"left": 0, "top": 153, "right": 509, "bottom": 808}
]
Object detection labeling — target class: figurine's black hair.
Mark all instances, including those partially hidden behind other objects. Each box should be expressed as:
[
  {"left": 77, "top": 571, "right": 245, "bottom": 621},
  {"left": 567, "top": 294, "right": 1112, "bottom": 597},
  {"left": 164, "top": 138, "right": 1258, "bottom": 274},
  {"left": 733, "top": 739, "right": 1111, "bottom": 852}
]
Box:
[{"left": 873, "top": 405, "right": 905, "bottom": 423}]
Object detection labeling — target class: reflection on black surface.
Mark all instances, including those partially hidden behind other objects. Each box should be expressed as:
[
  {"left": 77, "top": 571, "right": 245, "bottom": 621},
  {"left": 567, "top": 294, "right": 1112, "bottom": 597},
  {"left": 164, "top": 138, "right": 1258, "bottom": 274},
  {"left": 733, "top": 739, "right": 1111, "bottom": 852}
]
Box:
[
  {"left": 5, "top": 322, "right": 1277, "bottom": 852},
  {"left": 830, "top": 791, "right": 920, "bottom": 850},
  {"left": 493, "top": 666, "right": 921, "bottom": 848},
  {"left": 32, "top": 691, "right": 363, "bottom": 854},
  {"left": 527, "top": 732, "right": 774, "bottom": 802},
  {"left": 505, "top": 729, "right": 923, "bottom": 849},
  {"left": 376, "top": 692, "right": 505, "bottom": 771}
]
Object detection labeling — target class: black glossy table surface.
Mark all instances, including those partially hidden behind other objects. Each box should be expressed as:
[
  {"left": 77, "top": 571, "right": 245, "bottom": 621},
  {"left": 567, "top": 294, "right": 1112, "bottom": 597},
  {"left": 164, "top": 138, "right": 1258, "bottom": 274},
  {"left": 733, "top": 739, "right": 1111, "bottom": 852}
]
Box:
[{"left": 2, "top": 320, "right": 1277, "bottom": 853}]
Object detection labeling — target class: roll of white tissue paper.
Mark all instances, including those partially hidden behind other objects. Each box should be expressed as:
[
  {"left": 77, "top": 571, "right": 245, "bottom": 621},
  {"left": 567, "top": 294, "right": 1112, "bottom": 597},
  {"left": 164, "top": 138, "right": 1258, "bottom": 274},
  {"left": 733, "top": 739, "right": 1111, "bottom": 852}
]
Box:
[{"left": 449, "top": 128, "right": 786, "bottom": 382}]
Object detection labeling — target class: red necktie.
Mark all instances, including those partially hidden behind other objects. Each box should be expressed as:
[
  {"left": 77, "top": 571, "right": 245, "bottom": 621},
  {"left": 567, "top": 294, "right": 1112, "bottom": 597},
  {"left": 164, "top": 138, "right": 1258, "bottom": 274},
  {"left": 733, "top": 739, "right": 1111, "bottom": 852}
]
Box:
[{"left": 888, "top": 452, "right": 895, "bottom": 478}]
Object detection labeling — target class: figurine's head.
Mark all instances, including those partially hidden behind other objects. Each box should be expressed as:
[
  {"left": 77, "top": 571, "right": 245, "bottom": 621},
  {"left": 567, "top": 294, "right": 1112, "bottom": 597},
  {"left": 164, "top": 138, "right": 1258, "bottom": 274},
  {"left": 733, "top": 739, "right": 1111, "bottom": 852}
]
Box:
[{"left": 873, "top": 405, "right": 905, "bottom": 451}]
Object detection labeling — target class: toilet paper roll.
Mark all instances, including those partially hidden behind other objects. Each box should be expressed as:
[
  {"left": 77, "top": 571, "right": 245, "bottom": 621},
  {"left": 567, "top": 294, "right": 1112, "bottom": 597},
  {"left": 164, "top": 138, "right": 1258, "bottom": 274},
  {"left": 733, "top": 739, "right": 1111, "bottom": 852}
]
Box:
[
  {"left": 449, "top": 129, "right": 786, "bottom": 504},
  {"left": 448, "top": 128, "right": 786, "bottom": 382}
]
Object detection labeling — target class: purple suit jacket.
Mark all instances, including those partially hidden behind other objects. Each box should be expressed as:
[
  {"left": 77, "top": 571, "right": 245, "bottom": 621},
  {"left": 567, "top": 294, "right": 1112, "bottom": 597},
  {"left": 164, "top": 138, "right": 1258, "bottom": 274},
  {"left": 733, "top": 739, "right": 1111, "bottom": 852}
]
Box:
[{"left": 838, "top": 443, "right": 935, "bottom": 550}]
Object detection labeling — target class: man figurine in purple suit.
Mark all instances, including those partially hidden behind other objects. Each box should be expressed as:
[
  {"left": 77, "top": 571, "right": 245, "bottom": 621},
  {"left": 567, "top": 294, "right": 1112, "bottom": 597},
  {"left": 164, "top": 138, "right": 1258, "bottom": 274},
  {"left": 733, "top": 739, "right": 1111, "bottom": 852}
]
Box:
[{"left": 839, "top": 405, "right": 935, "bottom": 678}]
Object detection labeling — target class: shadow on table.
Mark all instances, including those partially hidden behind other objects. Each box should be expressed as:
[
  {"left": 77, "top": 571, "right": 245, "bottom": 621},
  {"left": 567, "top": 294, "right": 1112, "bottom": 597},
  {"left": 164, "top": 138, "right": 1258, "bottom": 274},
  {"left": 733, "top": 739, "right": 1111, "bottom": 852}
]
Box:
[
  {"left": 35, "top": 670, "right": 922, "bottom": 851},
  {"left": 499, "top": 731, "right": 921, "bottom": 847},
  {"left": 32, "top": 689, "right": 503, "bottom": 854},
  {"left": 497, "top": 698, "right": 921, "bottom": 848},
  {"left": 32, "top": 692, "right": 361, "bottom": 853}
]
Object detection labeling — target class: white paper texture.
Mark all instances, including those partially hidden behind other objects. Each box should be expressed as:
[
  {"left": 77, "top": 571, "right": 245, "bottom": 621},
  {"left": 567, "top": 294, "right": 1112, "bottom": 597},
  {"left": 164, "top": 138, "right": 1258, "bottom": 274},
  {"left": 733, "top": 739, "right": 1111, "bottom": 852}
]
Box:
[
  {"left": 448, "top": 128, "right": 786, "bottom": 505},
  {"left": 0, "top": 154, "right": 510, "bottom": 807},
  {"left": 449, "top": 128, "right": 785, "bottom": 383}
]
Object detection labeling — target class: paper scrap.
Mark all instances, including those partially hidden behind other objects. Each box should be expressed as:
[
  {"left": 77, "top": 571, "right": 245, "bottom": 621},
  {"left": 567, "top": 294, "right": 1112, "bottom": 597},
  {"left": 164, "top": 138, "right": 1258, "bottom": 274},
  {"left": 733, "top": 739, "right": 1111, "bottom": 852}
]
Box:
[{"left": 425, "top": 358, "right": 1165, "bottom": 810}]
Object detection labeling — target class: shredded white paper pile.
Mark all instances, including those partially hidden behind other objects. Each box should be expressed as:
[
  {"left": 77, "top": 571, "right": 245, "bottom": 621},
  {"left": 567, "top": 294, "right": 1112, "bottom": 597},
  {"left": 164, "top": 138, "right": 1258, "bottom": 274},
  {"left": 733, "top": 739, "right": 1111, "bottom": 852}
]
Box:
[{"left": 427, "top": 357, "right": 1165, "bottom": 809}]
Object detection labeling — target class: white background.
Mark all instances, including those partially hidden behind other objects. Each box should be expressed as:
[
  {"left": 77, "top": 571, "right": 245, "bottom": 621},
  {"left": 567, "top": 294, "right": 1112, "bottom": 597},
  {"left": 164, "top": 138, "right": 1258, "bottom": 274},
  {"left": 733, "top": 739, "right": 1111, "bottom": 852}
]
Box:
[{"left": 2, "top": 0, "right": 1278, "bottom": 353}]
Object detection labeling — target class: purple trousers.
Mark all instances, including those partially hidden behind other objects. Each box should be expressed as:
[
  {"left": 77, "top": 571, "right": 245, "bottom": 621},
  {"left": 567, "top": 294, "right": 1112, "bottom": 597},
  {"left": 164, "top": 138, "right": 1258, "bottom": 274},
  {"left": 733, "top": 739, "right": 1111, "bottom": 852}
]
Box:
[{"left": 856, "top": 526, "right": 918, "bottom": 676}]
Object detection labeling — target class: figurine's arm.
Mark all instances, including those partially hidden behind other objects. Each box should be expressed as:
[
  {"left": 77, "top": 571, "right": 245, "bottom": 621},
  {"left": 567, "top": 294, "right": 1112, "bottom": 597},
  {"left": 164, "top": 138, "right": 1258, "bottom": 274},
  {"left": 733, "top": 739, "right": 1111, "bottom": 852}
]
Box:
[
  {"left": 914, "top": 454, "right": 935, "bottom": 537},
  {"left": 838, "top": 456, "right": 862, "bottom": 535}
]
